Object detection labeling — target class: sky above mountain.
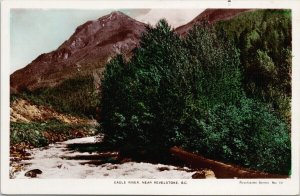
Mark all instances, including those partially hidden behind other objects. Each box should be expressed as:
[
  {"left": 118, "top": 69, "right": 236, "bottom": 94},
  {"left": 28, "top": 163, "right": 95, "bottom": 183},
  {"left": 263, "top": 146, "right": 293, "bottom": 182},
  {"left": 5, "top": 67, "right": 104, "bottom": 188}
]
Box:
[{"left": 10, "top": 9, "right": 203, "bottom": 73}]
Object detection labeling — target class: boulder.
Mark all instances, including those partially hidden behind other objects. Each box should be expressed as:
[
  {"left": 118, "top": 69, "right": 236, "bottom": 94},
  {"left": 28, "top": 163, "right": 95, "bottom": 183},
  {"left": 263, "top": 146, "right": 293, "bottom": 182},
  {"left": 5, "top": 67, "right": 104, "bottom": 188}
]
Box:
[{"left": 24, "top": 169, "right": 42, "bottom": 178}]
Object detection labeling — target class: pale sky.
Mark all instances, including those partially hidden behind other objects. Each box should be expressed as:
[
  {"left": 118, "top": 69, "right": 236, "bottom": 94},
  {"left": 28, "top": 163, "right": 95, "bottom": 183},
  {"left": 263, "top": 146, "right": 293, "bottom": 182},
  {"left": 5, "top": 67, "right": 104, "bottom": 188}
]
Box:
[{"left": 10, "top": 9, "right": 203, "bottom": 73}]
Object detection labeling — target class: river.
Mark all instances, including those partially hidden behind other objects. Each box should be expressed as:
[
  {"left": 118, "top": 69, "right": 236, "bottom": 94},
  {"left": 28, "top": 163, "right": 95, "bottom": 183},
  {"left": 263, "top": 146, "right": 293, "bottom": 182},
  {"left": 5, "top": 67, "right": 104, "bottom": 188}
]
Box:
[{"left": 11, "top": 135, "right": 211, "bottom": 179}]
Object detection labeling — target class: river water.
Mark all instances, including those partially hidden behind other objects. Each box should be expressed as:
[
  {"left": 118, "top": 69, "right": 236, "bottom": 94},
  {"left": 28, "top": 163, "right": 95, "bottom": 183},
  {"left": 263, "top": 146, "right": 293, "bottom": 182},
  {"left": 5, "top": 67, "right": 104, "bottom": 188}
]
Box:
[{"left": 12, "top": 136, "right": 203, "bottom": 179}]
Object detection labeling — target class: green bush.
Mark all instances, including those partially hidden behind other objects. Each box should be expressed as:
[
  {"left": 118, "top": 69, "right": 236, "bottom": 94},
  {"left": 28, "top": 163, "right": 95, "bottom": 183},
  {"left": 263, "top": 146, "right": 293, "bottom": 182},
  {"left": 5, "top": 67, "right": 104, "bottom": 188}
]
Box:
[
  {"left": 10, "top": 120, "right": 93, "bottom": 147},
  {"left": 11, "top": 122, "right": 48, "bottom": 147}
]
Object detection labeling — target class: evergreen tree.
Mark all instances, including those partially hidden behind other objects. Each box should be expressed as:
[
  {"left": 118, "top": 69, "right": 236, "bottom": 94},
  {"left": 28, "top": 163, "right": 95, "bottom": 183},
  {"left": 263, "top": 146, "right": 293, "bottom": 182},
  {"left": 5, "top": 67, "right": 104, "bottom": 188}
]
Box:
[
  {"left": 184, "top": 23, "right": 243, "bottom": 109},
  {"left": 101, "top": 20, "right": 192, "bottom": 154}
]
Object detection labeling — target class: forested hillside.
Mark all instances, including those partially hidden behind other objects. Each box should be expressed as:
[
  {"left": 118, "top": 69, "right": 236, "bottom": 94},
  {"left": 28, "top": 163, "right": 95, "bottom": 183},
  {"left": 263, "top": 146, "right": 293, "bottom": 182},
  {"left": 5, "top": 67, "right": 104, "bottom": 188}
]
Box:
[{"left": 215, "top": 10, "right": 292, "bottom": 123}]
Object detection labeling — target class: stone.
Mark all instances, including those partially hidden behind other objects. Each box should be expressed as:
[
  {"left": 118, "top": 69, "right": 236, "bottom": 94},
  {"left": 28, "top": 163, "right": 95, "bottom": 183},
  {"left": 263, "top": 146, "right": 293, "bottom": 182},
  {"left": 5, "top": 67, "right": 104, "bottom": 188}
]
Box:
[
  {"left": 157, "top": 167, "right": 170, "bottom": 172},
  {"left": 24, "top": 169, "right": 42, "bottom": 178},
  {"left": 192, "top": 171, "right": 206, "bottom": 179}
]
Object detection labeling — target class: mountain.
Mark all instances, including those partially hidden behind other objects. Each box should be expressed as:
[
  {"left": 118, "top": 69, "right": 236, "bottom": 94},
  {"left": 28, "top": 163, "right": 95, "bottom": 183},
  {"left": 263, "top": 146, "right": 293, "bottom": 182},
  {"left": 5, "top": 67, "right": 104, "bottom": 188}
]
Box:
[
  {"left": 175, "top": 9, "right": 251, "bottom": 36},
  {"left": 10, "top": 11, "right": 147, "bottom": 93},
  {"left": 10, "top": 9, "right": 251, "bottom": 93}
]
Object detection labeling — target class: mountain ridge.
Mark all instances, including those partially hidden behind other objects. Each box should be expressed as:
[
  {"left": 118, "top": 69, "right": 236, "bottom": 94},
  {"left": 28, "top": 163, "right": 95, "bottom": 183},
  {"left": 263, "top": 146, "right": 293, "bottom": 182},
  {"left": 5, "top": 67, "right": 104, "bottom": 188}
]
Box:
[
  {"left": 10, "top": 9, "right": 251, "bottom": 93},
  {"left": 10, "top": 11, "right": 147, "bottom": 93},
  {"left": 176, "top": 9, "right": 252, "bottom": 36}
]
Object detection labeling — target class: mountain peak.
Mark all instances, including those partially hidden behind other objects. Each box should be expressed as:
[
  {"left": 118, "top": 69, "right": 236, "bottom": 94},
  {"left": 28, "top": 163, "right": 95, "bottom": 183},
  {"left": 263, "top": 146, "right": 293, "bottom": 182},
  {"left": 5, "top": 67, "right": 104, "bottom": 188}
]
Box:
[
  {"left": 96, "top": 11, "right": 132, "bottom": 22},
  {"left": 110, "top": 11, "right": 126, "bottom": 17},
  {"left": 10, "top": 11, "right": 147, "bottom": 93}
]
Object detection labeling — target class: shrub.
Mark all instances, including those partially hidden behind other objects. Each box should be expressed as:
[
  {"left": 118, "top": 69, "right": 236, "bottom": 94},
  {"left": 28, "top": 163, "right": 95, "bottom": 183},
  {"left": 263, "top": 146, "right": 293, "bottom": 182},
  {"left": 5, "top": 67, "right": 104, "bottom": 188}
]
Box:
[{"left": 10, "top": 120, "right": 94, "bottom": 147}]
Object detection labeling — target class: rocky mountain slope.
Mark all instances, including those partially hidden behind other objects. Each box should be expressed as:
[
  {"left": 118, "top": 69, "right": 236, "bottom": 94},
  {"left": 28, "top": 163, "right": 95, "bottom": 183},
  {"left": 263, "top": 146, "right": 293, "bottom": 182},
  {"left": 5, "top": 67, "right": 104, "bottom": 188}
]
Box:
[
  {"left": 10, "top": 11, "right": 147, "bottom": 93},
  {"left": 10, "top": 9, "right": 250, "bottom": 93}
]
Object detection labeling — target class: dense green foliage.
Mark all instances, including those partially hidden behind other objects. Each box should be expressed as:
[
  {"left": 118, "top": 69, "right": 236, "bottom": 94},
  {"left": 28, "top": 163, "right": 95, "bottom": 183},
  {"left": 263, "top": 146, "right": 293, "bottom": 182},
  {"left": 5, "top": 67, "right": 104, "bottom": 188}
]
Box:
[
  {"left": 184, "top": 23, "right": 243, "bottom": 109},
  {"left": 12, "top": 76, "right": 100, "bottom": 117},
  {"left": 100, "top": 17, "right": 291, "bottom": 175},
  {"left": 180, "top": 98, "right": 290, "bottom": 174},
  {"left": 216, "top": 10, "right": 292, "bottom": 123},
  {"left": 10, "top": 120, "right": 94, "bottom": 147}
]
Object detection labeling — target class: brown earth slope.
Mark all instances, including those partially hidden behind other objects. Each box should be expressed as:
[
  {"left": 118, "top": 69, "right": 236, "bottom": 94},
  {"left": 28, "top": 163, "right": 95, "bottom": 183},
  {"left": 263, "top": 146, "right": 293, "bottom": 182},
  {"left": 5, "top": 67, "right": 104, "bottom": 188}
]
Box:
[{"left": 10, "top": 98, "right": 91, "bottom": 124}]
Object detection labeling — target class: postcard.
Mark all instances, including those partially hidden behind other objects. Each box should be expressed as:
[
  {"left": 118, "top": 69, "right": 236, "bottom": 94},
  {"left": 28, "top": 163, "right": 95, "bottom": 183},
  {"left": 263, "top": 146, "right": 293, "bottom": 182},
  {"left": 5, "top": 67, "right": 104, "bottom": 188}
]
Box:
[{"left": 1, "top": 0, "right": 299, "bottom": 195}]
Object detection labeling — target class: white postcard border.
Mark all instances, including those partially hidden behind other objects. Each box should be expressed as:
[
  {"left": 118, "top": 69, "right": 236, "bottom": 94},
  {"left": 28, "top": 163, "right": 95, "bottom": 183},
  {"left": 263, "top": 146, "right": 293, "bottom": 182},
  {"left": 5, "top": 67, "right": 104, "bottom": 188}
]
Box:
[{"left": 1, "top": 0, "right": 299, "bottom": 195}]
